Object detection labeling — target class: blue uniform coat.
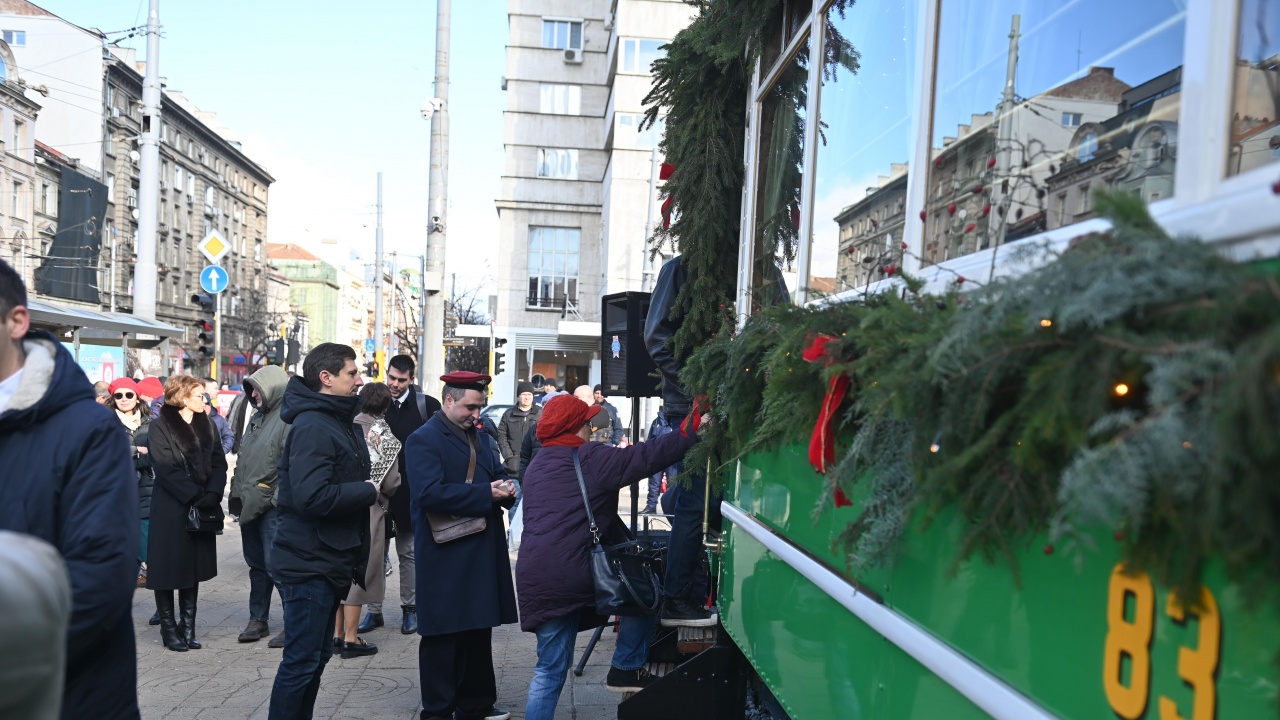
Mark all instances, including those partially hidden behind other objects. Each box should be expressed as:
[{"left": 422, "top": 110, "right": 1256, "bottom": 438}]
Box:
[
  {"left": 406, "top": 413, "right": 518, "bottom": 636},
  {"left": 0, "top": 332, "right": 140, "bottom": 719}
]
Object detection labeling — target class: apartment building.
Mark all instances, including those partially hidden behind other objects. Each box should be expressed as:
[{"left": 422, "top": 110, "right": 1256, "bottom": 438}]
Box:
[{"left": 495, "top": 0, "right": 694, "bottom": 406}]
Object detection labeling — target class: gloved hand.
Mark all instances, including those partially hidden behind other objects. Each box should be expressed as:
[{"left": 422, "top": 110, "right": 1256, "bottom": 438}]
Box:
[
  {"left": 196, "top": 492, "right": 222, "bottom": 512},
  {"left": 228, "top": 495, "right": 243, "bottom": 517}
]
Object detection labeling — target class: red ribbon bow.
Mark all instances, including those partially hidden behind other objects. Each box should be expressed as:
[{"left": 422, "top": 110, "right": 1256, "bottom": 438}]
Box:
[
  {"left": 660, "top": 163, "right": 676, "bottom": 228},
  {"left": 681, "top": 395, "right": 710, "bottom": 437},
  {"left": 802, "top": 334, "right": 853, "bottom": 507}
]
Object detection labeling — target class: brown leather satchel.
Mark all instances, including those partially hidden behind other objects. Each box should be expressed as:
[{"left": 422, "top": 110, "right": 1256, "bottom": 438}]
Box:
[{"left": 427, "top": 432, "right": 488, "bottom": 543}]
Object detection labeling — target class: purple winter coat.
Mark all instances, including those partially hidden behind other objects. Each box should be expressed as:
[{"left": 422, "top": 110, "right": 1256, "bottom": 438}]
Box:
[{"left": 515, "top": 429, "right": 698, "bottom": 632}]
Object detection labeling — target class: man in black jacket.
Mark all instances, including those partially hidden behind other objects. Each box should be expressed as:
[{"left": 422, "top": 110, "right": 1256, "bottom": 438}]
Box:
[
  {"left": 593, "top": 384, "right": 624, "bottom": 445},
  {"left": 268, "top": 343, "right": 379, "bottom": 720},
  {"left": 644, "top": 255, "right": 787, "bottom": 627},
  {"left": 497, "top": 382, "right": 540, "bottom": 476},
  {"left": 361, "top": 354, "right": 440, "bottom": 635}
]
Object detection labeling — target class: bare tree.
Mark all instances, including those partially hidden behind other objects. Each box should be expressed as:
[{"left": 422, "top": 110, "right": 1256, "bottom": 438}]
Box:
[{"left": 390, "top": 278, "right": 490, "bottom": 373}]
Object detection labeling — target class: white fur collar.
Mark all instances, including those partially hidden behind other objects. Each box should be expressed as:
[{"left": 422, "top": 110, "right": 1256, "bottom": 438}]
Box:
[{"left": 5, "top": 337, "right": 57, "bottom": 415}]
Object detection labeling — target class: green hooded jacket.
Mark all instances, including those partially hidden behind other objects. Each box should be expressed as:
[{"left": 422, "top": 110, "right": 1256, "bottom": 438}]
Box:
[{"left": 229, "top": 365, "right": 290, "bottom": 523}]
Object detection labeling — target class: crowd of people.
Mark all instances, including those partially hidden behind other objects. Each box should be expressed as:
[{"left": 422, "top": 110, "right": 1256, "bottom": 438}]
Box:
[{"left": 0, "top": 251, "right": 717, "bottom": 720}]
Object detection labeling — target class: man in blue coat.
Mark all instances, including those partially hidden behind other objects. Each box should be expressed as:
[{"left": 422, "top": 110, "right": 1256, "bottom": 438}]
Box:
[
  {"left": 405, "top": 371, "right": 518, "bottom": 720},
  {"left": 0, "top": 259, "right": 141, "bottom": 719}
]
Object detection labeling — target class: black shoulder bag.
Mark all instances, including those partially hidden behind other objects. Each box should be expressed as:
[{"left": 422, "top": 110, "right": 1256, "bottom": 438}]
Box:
[{"left": 572, "top": 449, "right": 663, "bottom": 616}]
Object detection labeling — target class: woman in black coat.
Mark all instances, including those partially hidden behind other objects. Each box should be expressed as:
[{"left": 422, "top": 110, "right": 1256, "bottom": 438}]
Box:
[{"left": 145, "top": 375, "right": 227, "bottom": 651}]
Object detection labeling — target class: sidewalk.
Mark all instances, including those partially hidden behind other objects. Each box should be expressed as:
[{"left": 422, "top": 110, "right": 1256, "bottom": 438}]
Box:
[{"left": 133, "top": 511, "right": 632, "bottom": 720}]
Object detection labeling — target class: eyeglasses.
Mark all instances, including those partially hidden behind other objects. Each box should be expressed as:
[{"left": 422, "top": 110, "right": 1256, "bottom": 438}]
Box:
[{"left": 113, "top": 392, "right": 136, "bottom": 400}]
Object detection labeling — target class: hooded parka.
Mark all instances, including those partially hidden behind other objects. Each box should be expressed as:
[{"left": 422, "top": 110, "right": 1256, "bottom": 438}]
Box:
[
  {"left": 0, "top": 332, "right": 141, "bottom": 719},
  {"left": 229, "top": 365, "right": 290, "bottom": 524}
]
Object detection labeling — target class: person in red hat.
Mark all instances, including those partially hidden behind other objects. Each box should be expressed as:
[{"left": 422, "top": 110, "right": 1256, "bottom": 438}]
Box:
[
  {"left": 516, "top": 394, "right": 707, "bottom": 715},
  {"left": 137, "top": 376, "right": 165, "bottom": 419},
  {"left": 105, "top": 377, "right": 156, "bottom": 590},
  {"left": 405, "top": 371, "right": 517, "bottom": 720}
]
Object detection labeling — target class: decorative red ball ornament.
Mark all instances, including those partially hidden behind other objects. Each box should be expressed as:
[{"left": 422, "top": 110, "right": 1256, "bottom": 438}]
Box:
[
  {"left": 1272, "top": 179, "right": 1280, "bottom": 195},
  {"left": 971, "top": 184, "right": 983, "bottom": 194},
  {"left": 934, "top": 155, "right": 943, "bottom": 168},
  {"left": 948, "top": 203, "right": 957, "bottom": 215},
  {"left": 964, "top": 223, "right": 976, "bottom": 233},
  {"left": 884, "top": 264, "right": 896, "bottom": 276},
  {"left": 919, "top": 210, "right": 927, "bottom": 221},
  {"left": 1113, "top": 530, "right": 1125, "bottom": 541},
  {"left": 901, "top": 241, "right": 909, "bottom": 250},
  {"left": 1043, "top": 544, "right": 1055, "bottom": 555},
  {"left": 981, "top": 203, "right": 991, "bottom": 217},
  {"left": 956, "top": 276, "right": 966, "bottom": 285},
  {"left": 987, "top": 156, "right": 997, "bottom": 169}
]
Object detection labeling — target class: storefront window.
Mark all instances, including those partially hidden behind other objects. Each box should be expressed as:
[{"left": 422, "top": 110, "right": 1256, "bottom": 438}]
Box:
[
  {"left": 753, "top": 44, "right": 809, "bottom": 303},
  {"left": 926, "top": 1, "right": 1184, "bottom": 266},
  {"left": 1229, "top": 0, "right": 1280, "bottom": 176},
  {"left": 811, "top": 0, "right": 917, "bottom": 293}
]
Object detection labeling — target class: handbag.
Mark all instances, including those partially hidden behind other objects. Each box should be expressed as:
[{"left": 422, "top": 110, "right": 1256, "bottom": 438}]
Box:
[
  {"left": 427, "top": 432, "right": 488, "bottom": 543},
  {"left": 185, "top": 504, "right": 224, "bottom": 533},
  {"left": 573, "top": 449, "right": 663, "bottom": 616}
]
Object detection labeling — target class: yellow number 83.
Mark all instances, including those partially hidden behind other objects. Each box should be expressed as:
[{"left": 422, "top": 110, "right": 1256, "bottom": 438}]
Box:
[{"left": 1103, "top": 563, "right": 1221, "bottom": 720}]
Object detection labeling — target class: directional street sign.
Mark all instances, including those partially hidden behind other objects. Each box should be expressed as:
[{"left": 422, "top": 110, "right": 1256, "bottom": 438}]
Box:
[
  {"left": 198, "top": 230, "right": 230, "bottom": 264},
  {"left": 200, "top": 265, "right": 230, "bottom": 294}
]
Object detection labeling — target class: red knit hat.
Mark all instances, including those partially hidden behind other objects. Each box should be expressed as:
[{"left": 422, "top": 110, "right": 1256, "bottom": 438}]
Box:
[
  {"left": 137, "top": 377, "right": 164, "bottom": 399},
  {"left": 108, "top": 377, "right": 139, "bottom": 395},
  {"left": 536, "top": 394, "right": 603, "bottom": 446}
]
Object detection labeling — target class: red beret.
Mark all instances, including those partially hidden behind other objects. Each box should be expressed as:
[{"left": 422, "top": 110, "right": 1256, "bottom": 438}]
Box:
[
  {"left": 440, "top": 371, "right": 491, "bottom": 392},
  {"left": 138, "top": 377, "right": 165, "bottom": 398},
  {"left": 108, "top": 377, "right": 138, "bottom": 395},
  {"left": 536, "top": 394, "right": 603, "bottom": 444}
]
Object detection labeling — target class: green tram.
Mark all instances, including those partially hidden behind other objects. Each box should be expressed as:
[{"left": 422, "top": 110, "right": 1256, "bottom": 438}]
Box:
[{"left": 623, "top": 0, "right": 1280, "bottom": 717}]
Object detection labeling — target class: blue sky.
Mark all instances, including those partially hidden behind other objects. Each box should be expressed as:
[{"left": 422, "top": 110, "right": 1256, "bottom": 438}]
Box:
[{"left": 44, "top": 0, "right": 507, "bottom": 294}]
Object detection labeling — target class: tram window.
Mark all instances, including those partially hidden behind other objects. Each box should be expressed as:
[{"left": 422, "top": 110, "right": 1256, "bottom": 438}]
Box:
[
  {"left": 1228, "top": 0, "right": 1280, "bottom": 177},
  {"left": 752, "top": 42, "right": 809, "bottom": 306},
  {"left": 811, "top": 0, "right": 918, "bottom": 294},
  {"left": 926, "top": 1, "right": 1184, "bottom": 267}
]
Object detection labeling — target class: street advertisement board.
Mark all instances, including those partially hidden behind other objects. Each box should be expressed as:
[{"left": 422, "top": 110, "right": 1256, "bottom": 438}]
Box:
[{"left": 63, "top": 343, "right": 125, "bottom": 384}]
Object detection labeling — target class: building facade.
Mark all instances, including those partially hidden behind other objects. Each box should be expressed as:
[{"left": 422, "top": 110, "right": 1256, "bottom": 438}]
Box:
[
  {"left": 495, "top": 0, "right": 694, "bottom": 406},
  {"left": 0, "top": 38, "right": 38, "bottom": 288},
  {"left": 269, "top": 243, "right": 340, "bottom": 353}
]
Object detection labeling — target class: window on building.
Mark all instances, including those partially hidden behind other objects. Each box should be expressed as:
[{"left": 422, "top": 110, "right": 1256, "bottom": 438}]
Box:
[
  {"left": 542, "top": 19, "right": 583, "bottom": 50},
  {"left": 527, "top": 226, "right": 580, "bottom": 308},
  {"left": 11, "top": 182, "right": 20, "bottom": 217},
  {"left": 107, "top": 173, "right": 115, "bottom": 203},
  {"left": 3, "top": 30, "right": 25, "bottom": 46},
  {"left": 539, "top": 84, "right": 581, "bottom": 115},
  {"left": 618, "top": 113, "right": 665, "bottom": 150},
  {"left": 11, "top": 119, "right": 22, "bottom": 152},
  {"left": 38, "top": 182, "right": 48, "bottom": 214},
  {"left": 1078, "top": 183, "right": 1092, "bottom": 214},
  {"left": 537, "top": 148, "right": 579, "bottom": 179},
  {"left": 621, "top": 38, "right": 665, "bottom": 74},
  {"left": 1062, "top": 112, "right": 1083, "bottom": 127}
]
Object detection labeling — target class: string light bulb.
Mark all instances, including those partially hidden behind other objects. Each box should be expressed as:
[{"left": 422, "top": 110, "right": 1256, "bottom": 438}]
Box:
[
  {"left": 1039, "top": 319, "right": 1052, "bottom": 328},
  {"left": 929, "top": 431, "right": 942, "bottom": 454},
  {"left": 1113, "top": 383, "right": 1130, "bottom": 397}
]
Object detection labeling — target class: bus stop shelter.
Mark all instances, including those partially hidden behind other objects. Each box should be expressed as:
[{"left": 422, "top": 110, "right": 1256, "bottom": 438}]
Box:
[{"left": 25, "top": 298, "right": 184, "bottom": 363}]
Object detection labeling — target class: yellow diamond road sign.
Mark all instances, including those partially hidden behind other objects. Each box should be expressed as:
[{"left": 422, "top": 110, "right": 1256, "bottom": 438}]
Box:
[{"left": 198, "top": 231, "right": 230, "bottom": 264}]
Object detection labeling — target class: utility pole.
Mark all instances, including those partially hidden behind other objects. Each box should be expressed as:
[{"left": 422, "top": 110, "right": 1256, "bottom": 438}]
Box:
[
  {"left": 374, "top": 171, "right": 384, "bottom": 377},
  {"left": 388, "top": 250, "right": 398, "bottom": 360},
  {"left": 641, "top": 147, "right": 660, "bottom": 293},
  {"left": 417, "top": 254, "right": 427, "bottom": 383},
  {"left": 423, "top": 0, "right": 451, "bottom": 396},
  {"left": 134, "top": 0, "right": 162, "bottom": 320},
  {"left": 990, "top": 14, "right": 1020, "bottom": 252}
]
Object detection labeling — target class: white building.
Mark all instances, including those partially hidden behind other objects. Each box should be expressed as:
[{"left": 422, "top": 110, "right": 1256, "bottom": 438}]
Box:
[{"left": 495, "top": 0, "right": 694, "bottom": 418}]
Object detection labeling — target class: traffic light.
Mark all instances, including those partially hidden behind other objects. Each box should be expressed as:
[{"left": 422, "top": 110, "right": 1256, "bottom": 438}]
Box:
[
  {"left": 493, "top": 337, "right": 507, "bottom": 376},
  {"left": 364, "top": 359, "right": 380, "bottom": 377},
  {"left": 266, "top": 338, "right": 284, "bottom": 364},
  {"left": 191, "top": 291, "right": 215, "bottom": 358}
]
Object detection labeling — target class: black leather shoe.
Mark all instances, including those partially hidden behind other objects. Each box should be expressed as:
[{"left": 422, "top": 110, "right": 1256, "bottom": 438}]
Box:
[
  {"left": 455, "top": 707, "right": 511, "bottom": 720},
  {"left": 341, "top": 637, "right": 378, "bottom": 659},
  {"left": 267, "top": 631, "right": 286, "bottom": 648},
  {"left": 148, "top": 611, "right": 160, "bottom": 626},
  {"left": 238, "top": 620, "right": 269, "bottom": 642},
  {"left": 401, "top": 605, "right": 417, "bottom": 634},
  {"left": 357, "top": 611, "right": 383, "bottom": 633}
]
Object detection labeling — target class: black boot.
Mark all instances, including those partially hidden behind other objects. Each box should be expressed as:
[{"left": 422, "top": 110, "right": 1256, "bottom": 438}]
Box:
[
  {"left": 154, "top": 591, "right": 187, "bottom": 652},
  {"left": 401, "top": 605, "right": 417, "bottom": 635},
  {"left": 178, "top": 586, "right": 202, "bottom": 649}
]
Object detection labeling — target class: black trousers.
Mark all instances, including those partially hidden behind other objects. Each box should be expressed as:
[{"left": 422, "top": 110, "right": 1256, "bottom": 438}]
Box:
[{"left": 418, "top": 628, "right": 497, "bottom": 720}]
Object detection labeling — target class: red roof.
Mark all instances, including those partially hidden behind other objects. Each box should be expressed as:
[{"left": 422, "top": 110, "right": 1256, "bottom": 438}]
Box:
[{"left": 267, "top": 243, "right": 321, "bottom": 262}]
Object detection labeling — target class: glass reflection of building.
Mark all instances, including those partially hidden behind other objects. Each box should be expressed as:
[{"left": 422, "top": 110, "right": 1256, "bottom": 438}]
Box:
[{"left": 834, "top": 169, "right": 908, "bottom": 288}]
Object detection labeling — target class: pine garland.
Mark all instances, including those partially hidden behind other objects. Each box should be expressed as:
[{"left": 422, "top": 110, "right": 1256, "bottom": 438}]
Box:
[{"left": 680, "top": 192, "right": 1280, "bottom": 603}]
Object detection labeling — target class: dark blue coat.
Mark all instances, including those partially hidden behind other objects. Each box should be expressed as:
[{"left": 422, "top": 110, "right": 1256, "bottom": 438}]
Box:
[
  {"left": 405, "top": 413, "right": 518, "bottom": 635},
  {"left": 515, "top": 430, "right": 698, "bottom": 632},
  {"left": 271, "top": 377, "right": 377, "bottom": 590},
  {"left": 0, "top": 331, "right": 140, "bottom": 719}
]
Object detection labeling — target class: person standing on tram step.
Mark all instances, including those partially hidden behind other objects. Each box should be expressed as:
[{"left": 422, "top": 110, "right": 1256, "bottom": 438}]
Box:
[
  {"left": 359, "top": 353, "right": 440, "bottom": 636},
  {"left": 0, "top": 258, "right": 141, "bottom": 719},
  {"left": 406, "top": 371, "right": 517, "bottom": 720},
  {"left": 227, "top": 364, "right": 290, "bottom": 646},
  {"left": 145, "top": 374, "right": 228, "bottom": 652},
  {"left": 267, "top": 343, "right": 378, "bottom": 720}
]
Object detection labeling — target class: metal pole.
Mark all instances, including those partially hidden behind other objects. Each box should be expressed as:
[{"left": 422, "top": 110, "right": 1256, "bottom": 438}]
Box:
[
  {"left": 641, "top": 147, "right": 659, "bottom": 293},
  {"left": 213, "top": 292, "right": 221, "bottom": 384},
  {"left": 374, "top": 171, "right": 384, "bottom": 367},
  {"left": 388, "top": 250, "right": 397, "bottom": 360},
  {"left": 418, "top": 254, "right": 427, "bottom": 384},
  {"left": 990, "top": 14, "right": 1020, "bottom": 252},
  {"left": 423, "top": 0, "right": 451, "bottom": 396},
  {"left": 134, "top": 0, "right": 161, "bottom": 320}
]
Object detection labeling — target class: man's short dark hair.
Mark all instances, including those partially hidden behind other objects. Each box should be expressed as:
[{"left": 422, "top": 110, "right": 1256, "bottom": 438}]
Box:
[
  {"left": 593, "top": 384, "right": 603, "bottom": 394},
  {"left": 388, "top": 354, "right": 416, "bottom": 376},
  {"left": 302, "top": 343, "right": 356, "bottom": 392},
  {"left": 442, "top": 385, "right": 469, "bottom": 404},
  {"left": 359, "top": 382, "right": 393, "bottom": 416},
  {"left": 0, "top": 258, "right": 26, "bottom": 317}
]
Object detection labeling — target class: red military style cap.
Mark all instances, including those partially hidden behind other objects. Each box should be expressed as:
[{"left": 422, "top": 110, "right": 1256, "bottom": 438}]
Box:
[{"left": 439, "top": 371, "right": 492, "bottom": 392}]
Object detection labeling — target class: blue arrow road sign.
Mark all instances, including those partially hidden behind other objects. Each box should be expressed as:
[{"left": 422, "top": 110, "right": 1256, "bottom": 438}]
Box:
[{"left": 200, "top": 265, "right": 229, "bottom": 294}]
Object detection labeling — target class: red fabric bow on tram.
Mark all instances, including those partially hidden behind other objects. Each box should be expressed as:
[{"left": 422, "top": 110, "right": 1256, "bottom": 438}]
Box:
[
  {"left": 802, "top": 333, "right": 852, "bottom": 507},
  {"left": 660, "top": 163, "right": 675, "bottom": 229}
]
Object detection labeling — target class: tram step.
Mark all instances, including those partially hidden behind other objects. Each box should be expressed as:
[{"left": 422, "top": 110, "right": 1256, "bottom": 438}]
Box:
[
  {"left": 676, "top": 625, "right": 717, "bottom": 654},
  {"left": 621, "top": 663, "right": 677, "bottom": 700}
]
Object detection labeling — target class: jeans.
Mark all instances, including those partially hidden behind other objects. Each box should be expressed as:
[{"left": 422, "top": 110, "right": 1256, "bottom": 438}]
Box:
[
  {"left": 241, "top": 507, "right": 281, "bottom": 622},
  {"left": 268, "top": 577, "right": 342, "bottom": 720},
  {"left": 525, "top": 613, "right": 657, "bottom": 720},
  {"left": 369, "top": 530, "right": 415, "bottom": 612},
  {"left": 661, "top": 413, "right": 721, "bottom": 601}
]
